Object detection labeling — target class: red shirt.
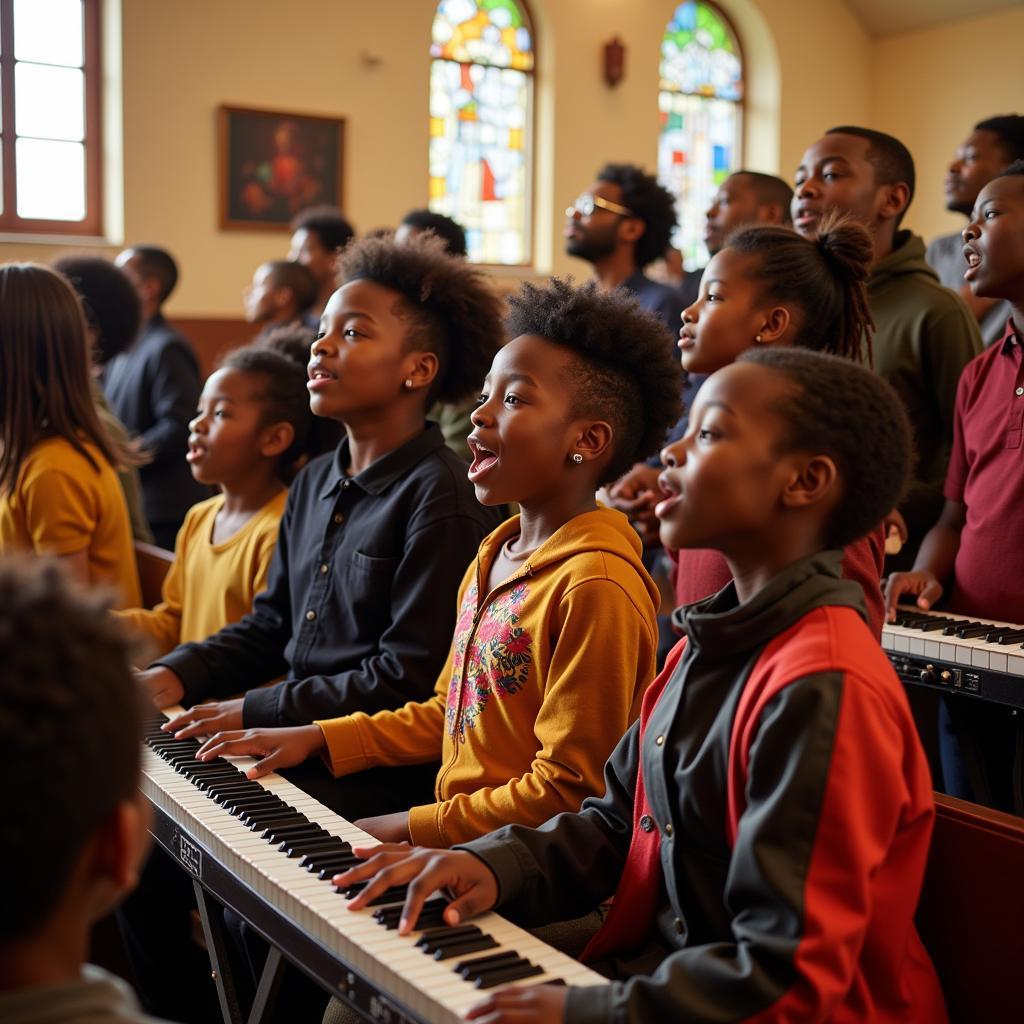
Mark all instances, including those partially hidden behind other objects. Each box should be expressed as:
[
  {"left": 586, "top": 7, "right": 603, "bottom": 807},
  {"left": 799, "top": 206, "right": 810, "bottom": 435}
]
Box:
[
  {"left": 671, "top": 528, "right": 887, "bottom": 640},
  {"left": 944, "top": 317, "right": 1024, "bottom": 622}
]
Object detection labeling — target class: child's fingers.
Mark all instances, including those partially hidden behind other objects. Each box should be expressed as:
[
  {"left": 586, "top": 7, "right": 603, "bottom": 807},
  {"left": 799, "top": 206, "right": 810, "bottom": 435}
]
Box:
[
  {"left": 195, "top": 731, "right": 251, "bottom": 760},
  {"left": 345, "top": 855, "right": 427, "bottom": 913},
  {"left": 331, "top": 846, "right": 414, "bottom": 887},
  {"left": 917, "top": 579, "right": 943, "bottom": 610}
]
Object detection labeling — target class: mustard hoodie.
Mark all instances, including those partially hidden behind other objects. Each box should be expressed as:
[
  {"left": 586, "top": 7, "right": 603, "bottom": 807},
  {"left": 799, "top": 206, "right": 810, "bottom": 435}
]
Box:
[{"left": 315, "top": 507, "right": 660, "bottom": 847}]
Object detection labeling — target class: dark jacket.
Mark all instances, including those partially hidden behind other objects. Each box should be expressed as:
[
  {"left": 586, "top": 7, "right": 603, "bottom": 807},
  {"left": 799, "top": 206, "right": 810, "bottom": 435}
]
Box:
[
  {"left": 102, "top": 314, "right": 207, "bottom": 535},
  {"left": 461, "top": 552, "right": 945, "bottom": 1023},
  {"left": 869, "top": 231, "right": 981, "bottom": 555},
  {"left": 158, "top": 424, "right": 503, "bottom": 728}
]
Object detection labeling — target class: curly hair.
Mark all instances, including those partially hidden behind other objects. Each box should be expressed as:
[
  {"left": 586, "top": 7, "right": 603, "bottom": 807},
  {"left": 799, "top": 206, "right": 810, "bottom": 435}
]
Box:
[
  {"left": 0, "top": 556, "right": 141, "bottom": 941},
  {"left": 506, "top": 278, "right": 684, "bottom": 482},
  {"left": 725, "top": 213, "right": 875, "bottom": 365},
  {"left": 976, "top": 115, "right": 1024, "bottom": 163},
  {"left": 336, "top": 232, "right": 504, "bottom": 404},
  {"left": 596, "top": 163, "right": 679, "bottom": 269},
  {"left": 738, "top": 347, "right": 913, "bottom": 549},
  {"left": 52, "top": 255, "right": 142, "bottom": 365}
]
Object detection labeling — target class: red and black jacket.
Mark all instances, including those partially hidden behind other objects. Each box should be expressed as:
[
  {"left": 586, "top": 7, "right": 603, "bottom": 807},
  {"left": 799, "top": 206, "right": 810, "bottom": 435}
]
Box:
[{"left": 462, "top": 550, "right": 947, "bottom": 1022}]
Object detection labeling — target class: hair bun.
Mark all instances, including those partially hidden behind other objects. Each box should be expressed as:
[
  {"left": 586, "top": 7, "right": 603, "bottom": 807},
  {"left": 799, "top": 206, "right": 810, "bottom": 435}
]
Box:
[{"left": 814, "top": 211, "right": 873, "bottom": 284}]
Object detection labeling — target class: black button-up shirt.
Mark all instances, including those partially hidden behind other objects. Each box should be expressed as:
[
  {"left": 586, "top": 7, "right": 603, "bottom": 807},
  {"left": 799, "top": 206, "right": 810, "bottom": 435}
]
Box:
[{"left": 159, "top": 423, "right": 502, "bottom": 728}]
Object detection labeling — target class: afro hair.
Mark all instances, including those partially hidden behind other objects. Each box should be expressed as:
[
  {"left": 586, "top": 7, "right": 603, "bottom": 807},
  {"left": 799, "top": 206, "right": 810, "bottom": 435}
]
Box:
[
  {"left": 596, "top": 163, "right": 679, "bottom": 269},
  {"left": 737, "top": 346, "right": 913, "bottom": 549},
  {"left": 336, "top": 232, "right": 504, "bottom": 405},
  {"left": 505, "top": 277, "right": 684, "bottom": 483}
]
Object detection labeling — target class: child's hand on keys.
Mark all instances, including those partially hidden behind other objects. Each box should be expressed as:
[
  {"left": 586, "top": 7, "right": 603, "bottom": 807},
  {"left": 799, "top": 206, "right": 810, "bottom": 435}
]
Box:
[
  {"left": 190, "top": 724, "right": 327, "bottom": 778},
  {"left": 137, "top": 666, "right": 185, "bottom": 709},
  {"left": 465, "top": 983, "right": 569, "bottom": 1023},
  {"left": 884, "top": 570, "right": 943, "bottom": 622},
  {"left": 163, "top": 698, "right": 246, "bottom": 738},
  {"left": 337, "top": 846, "right": 499, "bottom": 936}
]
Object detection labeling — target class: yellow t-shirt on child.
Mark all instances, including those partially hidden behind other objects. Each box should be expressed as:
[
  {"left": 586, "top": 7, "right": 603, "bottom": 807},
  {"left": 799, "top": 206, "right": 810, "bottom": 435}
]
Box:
[
  {"left": 0, "top": 435, "right": 141, "bottom": 608},
  {"left": 116, "top": 491, "right": 286, "bottom": 657}
]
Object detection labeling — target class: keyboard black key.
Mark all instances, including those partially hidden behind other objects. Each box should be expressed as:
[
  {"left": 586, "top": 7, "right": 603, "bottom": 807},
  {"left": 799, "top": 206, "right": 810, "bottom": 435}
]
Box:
[
  {"left": 432, "top": 936, "right": 499, "bottom": 960},
  {"left": 470, "top": 961, "right": 544, "bottom": 989}
]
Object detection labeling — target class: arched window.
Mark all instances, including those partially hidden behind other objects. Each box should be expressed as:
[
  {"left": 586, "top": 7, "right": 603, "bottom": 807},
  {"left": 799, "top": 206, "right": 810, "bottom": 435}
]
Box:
[
  {"left": 658, "top": 1, "right": 743, "bottom": 268},
  {"left": 429, "top": 0, "right": 534, "bottom": 265}
]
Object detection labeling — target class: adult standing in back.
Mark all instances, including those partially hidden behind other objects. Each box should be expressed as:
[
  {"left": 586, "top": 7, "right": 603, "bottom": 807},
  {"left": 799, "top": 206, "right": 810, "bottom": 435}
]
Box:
[{"left": 106, "top": 245, "right": 208, "bottom": 549}]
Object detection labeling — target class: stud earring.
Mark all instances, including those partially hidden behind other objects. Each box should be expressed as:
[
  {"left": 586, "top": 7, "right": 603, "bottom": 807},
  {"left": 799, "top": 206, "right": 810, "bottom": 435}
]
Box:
[
  {"left": 572, "top": 453, "right": 583, "bottom": 464},
  {"left": 404, "top": 378, "right": 413, "bottom": 389},
  {"left": 755, "top": 334, "right": 763, "bottom": 344}
]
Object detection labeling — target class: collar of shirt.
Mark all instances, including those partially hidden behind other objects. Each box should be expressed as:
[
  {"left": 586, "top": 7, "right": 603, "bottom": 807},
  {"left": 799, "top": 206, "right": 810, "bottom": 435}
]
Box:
[
  {"left": 319, "top": 422, "right": 446, "bottom": 500},
  {"left": 1000, "top": 316, "right": 1022, "bottom": 355}
]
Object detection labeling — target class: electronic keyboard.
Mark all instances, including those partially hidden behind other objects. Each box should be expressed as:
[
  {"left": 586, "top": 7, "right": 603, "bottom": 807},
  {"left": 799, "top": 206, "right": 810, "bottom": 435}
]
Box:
[
  {"left": 882, "top": 608, "right": 1024, "bottom": 710},
  {"left": 140, "top": 710, "right": 606, "bottom": 1024}
]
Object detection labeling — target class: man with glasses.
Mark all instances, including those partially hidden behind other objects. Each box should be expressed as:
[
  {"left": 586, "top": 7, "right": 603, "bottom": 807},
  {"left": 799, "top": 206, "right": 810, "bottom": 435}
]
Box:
[{"left": 565, "top": 163, "right": 686, "bottom": 337}]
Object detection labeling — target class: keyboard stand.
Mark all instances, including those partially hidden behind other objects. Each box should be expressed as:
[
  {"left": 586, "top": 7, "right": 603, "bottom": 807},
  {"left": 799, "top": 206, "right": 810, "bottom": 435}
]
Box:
[{"left": 148, "top": 801, "right": 411, "bottom": 1024}]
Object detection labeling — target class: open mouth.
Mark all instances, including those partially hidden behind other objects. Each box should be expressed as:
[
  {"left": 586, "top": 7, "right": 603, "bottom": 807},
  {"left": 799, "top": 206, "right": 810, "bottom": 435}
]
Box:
[
  {"left": 963, "top": 247, "right": 981, "bottom": 280},
  {"left": 185, "top": 441, "right": 206, "bottom": 464},
  {"left": 793, "top": 205, "right": 820, "bottom": 229},
  {"left": 654, "top": 472, "right": 683, "bottom": 519},
  {"left": 307, "top": 363, "right": 337, "bottom": 390},
  {"left": 467, "top": 436, "right": 499, "bottom": 482}
]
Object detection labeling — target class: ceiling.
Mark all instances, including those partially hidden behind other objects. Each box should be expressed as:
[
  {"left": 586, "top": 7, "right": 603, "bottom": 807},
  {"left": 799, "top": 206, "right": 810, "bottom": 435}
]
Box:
[{"left": 844, "top": 0, "right": 1023, "bottom": 36}]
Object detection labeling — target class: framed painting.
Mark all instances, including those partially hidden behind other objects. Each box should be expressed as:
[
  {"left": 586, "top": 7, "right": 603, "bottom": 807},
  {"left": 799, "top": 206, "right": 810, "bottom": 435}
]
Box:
[{"left": 219, "top": 105, "right": 345, "bottom": 231}]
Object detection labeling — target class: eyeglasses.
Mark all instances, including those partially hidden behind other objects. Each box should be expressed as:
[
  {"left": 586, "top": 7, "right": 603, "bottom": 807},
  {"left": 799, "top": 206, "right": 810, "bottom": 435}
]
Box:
[{"left": 565, "top": 193, "right": 635, "bottom": 219}]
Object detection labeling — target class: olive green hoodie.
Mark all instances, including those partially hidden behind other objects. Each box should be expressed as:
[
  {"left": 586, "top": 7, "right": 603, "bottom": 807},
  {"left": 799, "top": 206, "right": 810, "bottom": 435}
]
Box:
[
  {"left": 315, "top": 506, "right": 659, "bottom": 847},
  {"left": 869, "top": 230, "right": 981, "bottom": 558}
]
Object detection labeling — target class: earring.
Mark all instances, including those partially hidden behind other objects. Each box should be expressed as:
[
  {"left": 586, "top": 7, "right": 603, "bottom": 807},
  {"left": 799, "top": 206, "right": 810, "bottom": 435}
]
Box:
[
  {"left": 571, "top": 453, "right": 583, "bottom": 464},
  {"left": 404, "top": 378, "right": 413, "bottom": 389},
  {"left": 755, "top": 334, "right": 764, "bottom": 344}
]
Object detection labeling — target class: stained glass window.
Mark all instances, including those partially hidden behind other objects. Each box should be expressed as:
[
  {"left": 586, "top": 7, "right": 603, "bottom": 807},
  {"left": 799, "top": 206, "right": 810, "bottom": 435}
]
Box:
[
  {"left": 429, "top": 0, "right": 534, "bottom": 265},
  {"left": 658, "top": 2, "right": 743, "bottom": 269}
]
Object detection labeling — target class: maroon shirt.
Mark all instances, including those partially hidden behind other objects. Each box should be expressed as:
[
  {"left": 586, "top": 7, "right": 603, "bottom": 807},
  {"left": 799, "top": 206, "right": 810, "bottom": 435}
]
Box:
[{"left": 944, "top": 317, "right": 1024, "bottom": 622}]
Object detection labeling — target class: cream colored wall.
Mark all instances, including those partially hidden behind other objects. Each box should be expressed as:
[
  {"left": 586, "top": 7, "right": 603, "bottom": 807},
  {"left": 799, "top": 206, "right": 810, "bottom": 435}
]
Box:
[
  {"left": 10, "top": 0, "right": 1005, "bottom": 320},
  {"left": 870, "top": 7, "right": 1024, "bottom": 247}
]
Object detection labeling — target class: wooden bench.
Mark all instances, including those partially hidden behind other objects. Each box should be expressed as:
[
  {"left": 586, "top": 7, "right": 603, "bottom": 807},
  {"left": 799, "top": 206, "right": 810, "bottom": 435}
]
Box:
[
  {"left": 917, "top": 793, "right": 1024, "bottom": 1023},
  {"left": 134, "top": 541, "right": 174, "bottom": 609}
]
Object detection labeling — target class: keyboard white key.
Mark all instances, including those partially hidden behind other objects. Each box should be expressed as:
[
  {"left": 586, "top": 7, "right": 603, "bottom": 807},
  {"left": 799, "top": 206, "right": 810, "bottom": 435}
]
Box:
[{"left": 141, "top": 709, "right": 607, "bottom": 1024}]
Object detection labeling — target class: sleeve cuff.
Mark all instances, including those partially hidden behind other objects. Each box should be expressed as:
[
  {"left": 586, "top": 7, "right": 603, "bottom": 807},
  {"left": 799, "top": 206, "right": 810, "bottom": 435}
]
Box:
[
  {"left": 314, "top": 716, "right": 370, "bottom": 777},
  {"left": 565, "top": 980, "right": 619, "bottom": 1024},
  {"left": 154, "top": 650, "right": 209, "bottom": 707},
  {"left": 242, "top": 684, "right": 282, "bottom": 728},
  {"left": 408, "top": 803, "right": 446, "bottom": 848}
]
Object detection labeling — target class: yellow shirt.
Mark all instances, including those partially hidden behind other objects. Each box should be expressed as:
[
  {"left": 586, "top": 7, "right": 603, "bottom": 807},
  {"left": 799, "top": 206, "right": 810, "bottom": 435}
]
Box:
[
  {"left": 315, "top": 507, "right": 660, "bottom": 848},
  {"left": 1, "top": 436, "right": 141, "bottom": 608},
  {"left": 115, "top": 491, "right": 286, "bottom": 657}
]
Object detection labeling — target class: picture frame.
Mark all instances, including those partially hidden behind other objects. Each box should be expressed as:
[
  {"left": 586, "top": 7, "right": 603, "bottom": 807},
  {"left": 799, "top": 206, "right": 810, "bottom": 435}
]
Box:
[{"left": 218, "top": 105, "right": 345, "bottom": 231}]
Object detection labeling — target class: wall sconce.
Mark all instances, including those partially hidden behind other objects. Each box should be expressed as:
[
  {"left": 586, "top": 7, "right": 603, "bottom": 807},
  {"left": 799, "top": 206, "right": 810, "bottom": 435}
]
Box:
[{"left": 603, "top": 36, "right": 625, "bottom": 87}]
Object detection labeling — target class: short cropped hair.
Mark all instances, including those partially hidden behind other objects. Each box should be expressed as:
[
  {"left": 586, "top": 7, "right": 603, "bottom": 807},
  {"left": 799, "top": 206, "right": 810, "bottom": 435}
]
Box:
[
  {"left": 52, "top": 255, "right": 142, "bottom": 365},
  {"left": 124, "top": 245, "right": 179, "bottom": 303},
  {"left": 263, "top": 260, "right": 318, "bottom": 316},
  {"left": 0, "top": 557, "right": 142, "bottom": 941},
  {"left": 290, "top": 206, "right": 355, "bottom": 253},
  {"left": 505, "top": 278, "right": 684, "bottom": 483},
  {"left": 737, "top": 171, "right": 794, "bottom": 224},
  {"left": 336, "top": 232, "right": 503, "bottom": 405},
  {"left": 400, "top": 209, "right": 468, "bottom": 257},
  {"left": 976, "top": 115, "right": 1024, "bottom": 163},
  {"left": 826, "top": 126, "right": 916, "bottom": 225},
  {"left": 998, "top": 158, "right": 1024, "bottom": 180},
  {"left": 738, "top": 347, "right": 912, "bottom": 549},
  {"left": 596, "top": 163, "right": 679, "bottom": 269}
]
